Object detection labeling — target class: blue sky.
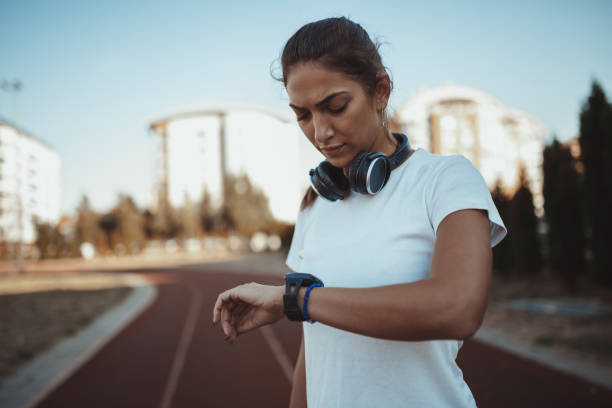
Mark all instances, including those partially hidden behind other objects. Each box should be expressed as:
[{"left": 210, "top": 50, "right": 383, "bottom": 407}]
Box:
[{"left": 1, "top": 0, "right": 611, "bottom": 214}]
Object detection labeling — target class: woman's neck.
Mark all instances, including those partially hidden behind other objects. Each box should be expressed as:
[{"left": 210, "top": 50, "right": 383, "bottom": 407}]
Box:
[{"left": 342, "top": 128, "right": 397, "bottom": 177}]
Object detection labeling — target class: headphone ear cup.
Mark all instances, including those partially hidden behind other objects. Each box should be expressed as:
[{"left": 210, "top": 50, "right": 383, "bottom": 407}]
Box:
[
  {"left": 349, "top": 152, "right": 390, "bottom": 195},
  {"left": 348, "top": 151, "right": 369, "bottom": 194},
  {"left": 320, "top": 161, "right": 350, "bottom": 199},
  {"left": 310, "top": 161, "right": 350, "bottom": 201}
]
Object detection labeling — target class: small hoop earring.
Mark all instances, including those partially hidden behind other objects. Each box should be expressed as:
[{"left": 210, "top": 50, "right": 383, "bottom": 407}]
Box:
[{"left": 380, "top": 109, "right": 387, "bottom": 128}]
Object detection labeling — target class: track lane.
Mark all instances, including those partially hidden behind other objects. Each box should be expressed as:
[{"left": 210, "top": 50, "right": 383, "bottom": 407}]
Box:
[
  {"left": 32, "top": 263, "right": 612, "bottom": 407},
  {"left": 36, "top": 283, "right": 191, "bottom": 408}
]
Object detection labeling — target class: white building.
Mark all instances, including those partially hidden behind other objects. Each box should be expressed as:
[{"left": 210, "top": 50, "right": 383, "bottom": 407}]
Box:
[
  {"left": 0, "top": 118, "right": 61, "bottom": 244},
  {"left": 394, "top": 83, "right": 547, "bottom": 214},
  {"left": 149, "top": 103, "right": 322, "bottom": 223}
]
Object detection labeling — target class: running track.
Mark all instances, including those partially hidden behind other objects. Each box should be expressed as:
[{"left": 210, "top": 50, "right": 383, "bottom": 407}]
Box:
[{"left": 34, "top": 259, "right": 612, "bottom": 407}]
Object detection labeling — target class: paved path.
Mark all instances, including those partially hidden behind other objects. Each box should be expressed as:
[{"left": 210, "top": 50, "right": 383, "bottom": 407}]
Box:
[{"left": 31, "top": 260, "right": 612, "bottom": 407}]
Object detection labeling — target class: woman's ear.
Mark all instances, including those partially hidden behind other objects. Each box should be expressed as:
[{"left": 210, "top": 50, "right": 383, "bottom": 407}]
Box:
[{"left": 375, "top": 73, "right": 391, "bottom": 111}]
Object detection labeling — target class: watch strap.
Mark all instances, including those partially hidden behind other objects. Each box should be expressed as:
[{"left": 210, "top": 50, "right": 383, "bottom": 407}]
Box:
[{"left": 283, "top": 273, "right": 323, "bottom": 321}]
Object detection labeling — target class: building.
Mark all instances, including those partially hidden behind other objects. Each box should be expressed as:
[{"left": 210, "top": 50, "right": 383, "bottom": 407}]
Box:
[
  {"left": 394, "top": 83, "right": 547, "bottom": 214},
  {"left": 0, "top": 117, "right": 61, "bottom": 244},
  {"left": 148, "top": 103, "right": 322, "bottom": 223}
]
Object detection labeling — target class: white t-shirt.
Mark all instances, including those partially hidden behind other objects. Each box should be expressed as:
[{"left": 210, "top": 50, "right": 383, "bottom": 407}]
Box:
[{"left": 286, "top": 148, "right": 507, "bottom": 408}]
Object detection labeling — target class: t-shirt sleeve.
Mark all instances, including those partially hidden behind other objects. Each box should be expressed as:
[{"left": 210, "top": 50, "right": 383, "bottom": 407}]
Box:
[
  {"left": 426, "top": 155, "right": 507, "bottom": 247},
  {"left": 285, "top": 206, "right": 311, "bottom": 272}
]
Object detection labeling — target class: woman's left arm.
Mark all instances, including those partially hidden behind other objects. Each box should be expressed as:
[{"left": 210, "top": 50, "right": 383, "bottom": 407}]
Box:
[
  {"left": 302, "top": 208, "right": 492, "bottom": 341},
  {"left": 213, "top": 208, "right": 492, "bottom": 343}
]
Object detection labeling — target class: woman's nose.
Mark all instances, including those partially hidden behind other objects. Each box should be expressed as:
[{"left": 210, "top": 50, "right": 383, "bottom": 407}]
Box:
[{"left": 313, "top": 114, "right": 334, "bottom": 145}]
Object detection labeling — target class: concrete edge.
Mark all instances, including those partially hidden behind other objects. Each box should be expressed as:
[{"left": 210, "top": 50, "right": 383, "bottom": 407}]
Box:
[
  {"left": 0, "top": 275, "right": 158, "bottom": 408},
  {"left": 473, "top": 327, "right": 612, "bottom": 391}
]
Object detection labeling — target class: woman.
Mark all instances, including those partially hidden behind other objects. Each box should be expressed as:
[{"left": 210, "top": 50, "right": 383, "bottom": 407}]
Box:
[{"left": 213, "top": 17, "right": 507, "bottom": 407}]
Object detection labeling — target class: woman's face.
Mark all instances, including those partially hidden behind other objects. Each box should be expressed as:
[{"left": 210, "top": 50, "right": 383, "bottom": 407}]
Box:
[{"left": 286, "top": 62, "right": 393, "bottom": 169}]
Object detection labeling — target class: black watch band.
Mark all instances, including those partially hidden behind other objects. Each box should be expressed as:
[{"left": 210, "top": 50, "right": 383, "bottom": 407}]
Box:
[{"left": 283, "top": 273, "right": 323, "bottom": 321}]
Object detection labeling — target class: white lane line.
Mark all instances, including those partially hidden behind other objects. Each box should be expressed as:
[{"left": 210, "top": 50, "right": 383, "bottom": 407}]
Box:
[
  {"left": 2, "top": 279, "right": 157, "bottom": 408},
  {"left": 159, "top": 287, "right": 203, "bottom": 408},
  {"left": 260, "top": 325, "right": 294, "bottom": 383}
]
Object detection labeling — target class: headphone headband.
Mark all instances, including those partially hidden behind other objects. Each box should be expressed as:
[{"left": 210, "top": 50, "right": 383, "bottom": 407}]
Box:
[{"left": 388, "top": 133, "right": 411, "bottom": 170}]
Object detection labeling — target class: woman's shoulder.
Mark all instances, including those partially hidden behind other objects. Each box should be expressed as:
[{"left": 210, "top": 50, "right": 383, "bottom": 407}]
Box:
[
  {"left": 399, "top": 148, "right": 475, "bottom": 182},
  {"left": 412, "top": 148, "right": 471, "bottom": 168},
  {"left": 413, "top": 149, "right": 481, "bottom": 180}
]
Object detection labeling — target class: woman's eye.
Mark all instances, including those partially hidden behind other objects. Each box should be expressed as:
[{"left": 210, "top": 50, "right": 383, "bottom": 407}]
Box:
[
  {"left": 297, "top": 113, "right": 310, "bottom": 122},
  {"left": 328, "top": 102, "right": 348, "bottom": 114}
]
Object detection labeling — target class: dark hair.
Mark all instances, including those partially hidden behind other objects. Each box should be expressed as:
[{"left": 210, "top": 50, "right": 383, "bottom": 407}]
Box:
[{"left": 279, "top": 17, "right": 392, "bottom": 211}]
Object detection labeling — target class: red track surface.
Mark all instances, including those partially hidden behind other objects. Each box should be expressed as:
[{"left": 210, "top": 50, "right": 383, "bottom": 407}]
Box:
[{"left": 34, "top": 264, "right": 612, "bottom": 407}]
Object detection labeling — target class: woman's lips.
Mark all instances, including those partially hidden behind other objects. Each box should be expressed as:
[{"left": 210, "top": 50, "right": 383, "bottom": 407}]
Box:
[{"left": 321, "top": 143, "right": 346, "bottom": 158}]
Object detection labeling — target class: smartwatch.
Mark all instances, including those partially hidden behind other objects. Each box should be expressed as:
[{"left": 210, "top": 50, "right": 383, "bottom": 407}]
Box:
[{"left": 283, "top": 273, "right": 323, "bottom": 321}]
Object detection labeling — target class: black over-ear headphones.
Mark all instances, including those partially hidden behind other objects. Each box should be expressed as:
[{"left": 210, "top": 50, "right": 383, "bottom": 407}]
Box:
[{"left": 308, "top": 133, "right": 411, "bottom": 201}]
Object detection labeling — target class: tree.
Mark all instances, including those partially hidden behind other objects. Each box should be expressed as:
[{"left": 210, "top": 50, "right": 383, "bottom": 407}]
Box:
[
  {"left": 179, "top": 192, "right": 201, "bottom": 239},
  {"left": 34, "top": 222, "right": 53, "bottom": 259},
  {"left": 542, "top": 138, "right": 586, "bottom": 291},
  {"left": 491, "top": 180, "right": 513, "bottom": 275},
  {"left": 223, "top": 173, "right": 276, "bottom": 235},
  {"left": 151, "top": 189, "right": 174, "bottom": 239},
  {"left": 508, "top": 165, "right": 542, "bottom": 276},
  {"left": 579, "top": 81, "right": 612, "bottom": 287},
  {"left": 72, "top": 195, "right": 101, "bottom": 254},
  {"left": 199, "top": 187, "right": 215, "bottom": 233},
  {"left": 143, "top": 209, "right": 154, "bottom": 240},
  {"left": 114, "top": 194, "right": 147, "bottom": 253},
  {"left": 98, "top": 213, "right": 118, "bottom": 254}
]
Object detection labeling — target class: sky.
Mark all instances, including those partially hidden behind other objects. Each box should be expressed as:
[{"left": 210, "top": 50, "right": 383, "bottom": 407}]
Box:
[{"left": 1, "top": 0, "right": 611, "bottom": 215}]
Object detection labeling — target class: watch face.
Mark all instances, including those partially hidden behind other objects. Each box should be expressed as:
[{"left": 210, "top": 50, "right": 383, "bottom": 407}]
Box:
[{"left": 286, "top": 273, "right": 323, "bottom": 287}]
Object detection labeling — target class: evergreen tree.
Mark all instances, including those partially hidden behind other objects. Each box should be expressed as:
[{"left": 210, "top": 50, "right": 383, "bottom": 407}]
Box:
[
  {"left": 35, "top": 222, "right": 65, "bottom": 259},
  {"left": 143, "top": 209, "right": 154, "bottom": 240},
  {"left": 114, "top": 194, "right": 147, "bottom": 253},
  {"left": 34, "top": 222, "right": 53, "bottom": 259},
  {"left": 199, "top": 187, "right": 215, "bottom": 233},
  {"left": 491, "top": 180, "right": 513, "bottom": 275},
  {"left": 223, "top": 173, "right": 276, "bottom": 235},
  {"left": 98, "top": 213, "right": 118, "bottom": 254},
  {"left": 72, "top": 195, "right": 101, "bottom": 253},
  {"left": 508, "top": 165, "right": 542, "bottom": 275},
  {"left": 152, "top": 189, "right": 173, "bottom": 239},
  {"left": 579, "top": 81, "right": 612, "bottom": 286},
  {"left": 542, "top": 138, "right": 586, "bottom": 291},
  {"left": 179, "top": 192, "right": 202, "bottom": 239}
]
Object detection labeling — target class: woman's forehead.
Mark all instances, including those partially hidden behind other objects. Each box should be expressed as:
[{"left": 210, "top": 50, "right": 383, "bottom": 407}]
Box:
[{"left": 286, "top": 62, "right": 361, "bottom": 106}]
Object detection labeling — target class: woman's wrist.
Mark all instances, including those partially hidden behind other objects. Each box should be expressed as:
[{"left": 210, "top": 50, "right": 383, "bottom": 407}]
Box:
[
  {"left": 277, "top": 284, "right": 317, "bottom": 319},
  {"left": 274, "top": 285, "right": 285, "bottom": 312}
]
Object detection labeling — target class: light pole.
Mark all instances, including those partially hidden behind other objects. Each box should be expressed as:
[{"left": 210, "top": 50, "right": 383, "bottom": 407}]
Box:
[{"left": 1, "top": 79, "right": 24, "bottom": 274}]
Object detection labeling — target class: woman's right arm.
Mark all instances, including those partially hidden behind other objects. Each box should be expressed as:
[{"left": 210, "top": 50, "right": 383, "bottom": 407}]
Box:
[{"left": 289, "top": 333, "right": 306, "bottom": 408}]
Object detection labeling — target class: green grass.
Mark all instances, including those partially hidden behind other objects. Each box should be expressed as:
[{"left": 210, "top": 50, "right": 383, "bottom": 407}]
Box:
[
  {"left": 535, "top": 335, "right": 612, "bottom": 357},
  {"left": 535, "top": 336, "right": 557, "bottom": 347}
]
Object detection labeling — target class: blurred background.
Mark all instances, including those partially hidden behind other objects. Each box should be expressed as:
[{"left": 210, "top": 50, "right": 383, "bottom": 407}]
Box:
[{"left": 1, "top": 1, "right": 611, "bottom": 407}]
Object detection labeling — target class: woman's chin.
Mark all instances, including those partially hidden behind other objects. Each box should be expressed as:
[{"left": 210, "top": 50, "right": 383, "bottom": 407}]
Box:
[{"left": 326, "top": 156, "right": 351, "bottom": 169}]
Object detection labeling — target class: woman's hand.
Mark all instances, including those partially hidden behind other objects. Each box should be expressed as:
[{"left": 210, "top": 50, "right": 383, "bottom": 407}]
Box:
[{"left": 212, "top": 283, "right": 285, "bottom": 344}]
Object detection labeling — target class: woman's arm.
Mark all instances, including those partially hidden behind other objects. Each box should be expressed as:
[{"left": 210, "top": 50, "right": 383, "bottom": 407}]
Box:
[
  {"left": 301, "top": 209, "right": 492, "bottom": 341},
  {"left": 213, "top": 209, "right": 492, "bottom": 342},
  {"left": 289, "top": 333, "right": 306, "bottom": 408}
]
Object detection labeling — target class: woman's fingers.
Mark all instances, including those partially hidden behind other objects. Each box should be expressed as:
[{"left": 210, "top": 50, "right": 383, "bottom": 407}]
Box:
[
  {"left": 212, "top": 291, "right": 227, "bottom": 326},
  {"left": 230, "top": 303, "right": 250, "bottom": 342},
  {"left": 212, "top": 283, "right": 284, "bottom": 343},
  {"left": 212, "top": 287, "right": 240, "bottom": 326},
  {"left": 231, "top": 303, "right": 249, "bottom": 329},
  {"left": 221, "top": 300, "right": 239, "bottom": 338}
]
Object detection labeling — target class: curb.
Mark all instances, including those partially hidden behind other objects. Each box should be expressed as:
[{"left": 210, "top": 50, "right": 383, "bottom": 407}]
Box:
[
  {"left": 0, "top": 275, "right": 158, "bottom": 408},
  {"left": 473, "top": 327, "right": 612, "bottom": 391}
]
